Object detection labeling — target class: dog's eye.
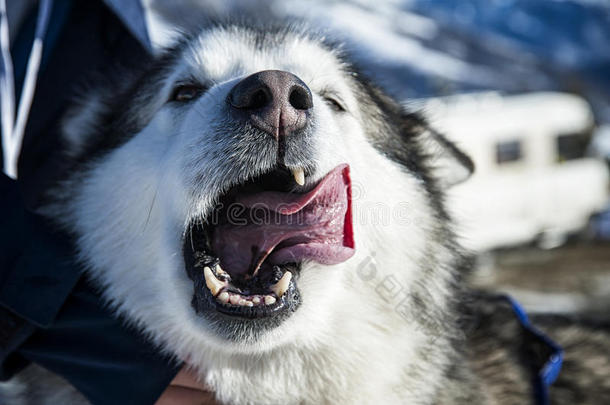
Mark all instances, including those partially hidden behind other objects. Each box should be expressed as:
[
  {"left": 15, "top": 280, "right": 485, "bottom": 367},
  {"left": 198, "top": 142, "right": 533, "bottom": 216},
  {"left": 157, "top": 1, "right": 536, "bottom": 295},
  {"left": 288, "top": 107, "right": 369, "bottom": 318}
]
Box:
[
  {"left": 169, "top": 84, "right": 206, "bottom": 103},
  {"left": 322, "top": 95, "right": 346, "bottom": 113}
]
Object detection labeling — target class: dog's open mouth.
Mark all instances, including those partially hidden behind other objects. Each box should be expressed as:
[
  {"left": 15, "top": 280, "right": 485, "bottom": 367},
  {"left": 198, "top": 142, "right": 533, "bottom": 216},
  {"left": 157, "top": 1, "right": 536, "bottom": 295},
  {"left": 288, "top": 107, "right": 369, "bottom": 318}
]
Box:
[{"left": 183, "top": 164, "right": 355, "bottom": 320}]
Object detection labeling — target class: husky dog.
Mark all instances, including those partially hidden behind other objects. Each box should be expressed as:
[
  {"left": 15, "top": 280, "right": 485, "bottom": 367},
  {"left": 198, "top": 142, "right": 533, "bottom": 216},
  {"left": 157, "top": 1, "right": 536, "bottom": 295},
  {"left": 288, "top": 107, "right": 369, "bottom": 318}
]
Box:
[{"left": 2, "top": 23, "right": 609, "bottom": 405}]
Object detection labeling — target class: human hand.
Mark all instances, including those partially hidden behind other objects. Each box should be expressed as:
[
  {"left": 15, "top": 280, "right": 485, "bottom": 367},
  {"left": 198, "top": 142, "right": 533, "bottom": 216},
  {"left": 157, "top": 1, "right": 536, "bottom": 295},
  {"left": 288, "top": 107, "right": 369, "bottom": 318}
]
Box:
[{"left": 155, "top": 366, "right": 218, "bottom": 405}]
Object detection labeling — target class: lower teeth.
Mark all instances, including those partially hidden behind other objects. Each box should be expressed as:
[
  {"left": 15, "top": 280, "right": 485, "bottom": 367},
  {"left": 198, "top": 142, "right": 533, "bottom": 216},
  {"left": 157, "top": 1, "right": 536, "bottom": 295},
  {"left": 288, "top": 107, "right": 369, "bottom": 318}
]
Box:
[
  {"left": 221, "top": 291, "right": 277, "bottom": 307},
  {"left": 203, "top": 264, "right": 290, "bottom": 308}
]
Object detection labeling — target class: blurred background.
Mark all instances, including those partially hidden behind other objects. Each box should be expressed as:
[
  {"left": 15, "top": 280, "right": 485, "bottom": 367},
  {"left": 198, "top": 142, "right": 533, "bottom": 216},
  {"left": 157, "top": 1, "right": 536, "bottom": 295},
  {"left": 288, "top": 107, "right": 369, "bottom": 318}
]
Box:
[{"left": 146, "top": 0, "right": 610, "bottom": 319}]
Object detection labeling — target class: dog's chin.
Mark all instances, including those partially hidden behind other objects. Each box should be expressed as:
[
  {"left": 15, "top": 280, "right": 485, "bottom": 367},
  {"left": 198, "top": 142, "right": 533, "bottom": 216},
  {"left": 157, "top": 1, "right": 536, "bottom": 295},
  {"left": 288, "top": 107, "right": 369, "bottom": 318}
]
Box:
[
  {"left": 186, "top": 259, "right": 303, "bottom": 343},
  {"left": 181, "top": 164, "right": 354, "bottom": 342}
]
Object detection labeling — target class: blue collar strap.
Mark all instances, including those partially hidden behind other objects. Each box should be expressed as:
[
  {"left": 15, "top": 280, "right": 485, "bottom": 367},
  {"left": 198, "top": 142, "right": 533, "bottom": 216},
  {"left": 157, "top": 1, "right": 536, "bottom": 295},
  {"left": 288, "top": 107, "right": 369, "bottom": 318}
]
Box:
[{"left": 503, "top": 295, "right": 563, "bottom": 405}]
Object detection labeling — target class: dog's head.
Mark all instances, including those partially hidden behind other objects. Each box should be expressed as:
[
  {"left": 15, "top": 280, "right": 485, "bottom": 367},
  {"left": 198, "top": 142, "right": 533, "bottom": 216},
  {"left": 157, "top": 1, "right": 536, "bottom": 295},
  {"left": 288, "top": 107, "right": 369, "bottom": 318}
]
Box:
[{"left": 59, "top": 24, "right": 472, "bottom": 357}]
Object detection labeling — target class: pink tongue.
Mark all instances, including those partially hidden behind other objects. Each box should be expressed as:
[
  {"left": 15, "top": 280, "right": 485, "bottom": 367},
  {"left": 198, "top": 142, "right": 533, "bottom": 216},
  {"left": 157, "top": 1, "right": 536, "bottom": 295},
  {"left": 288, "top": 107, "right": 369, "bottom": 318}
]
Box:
[{"left": 211, "top": 164, "right": 355, "bottom": 277}]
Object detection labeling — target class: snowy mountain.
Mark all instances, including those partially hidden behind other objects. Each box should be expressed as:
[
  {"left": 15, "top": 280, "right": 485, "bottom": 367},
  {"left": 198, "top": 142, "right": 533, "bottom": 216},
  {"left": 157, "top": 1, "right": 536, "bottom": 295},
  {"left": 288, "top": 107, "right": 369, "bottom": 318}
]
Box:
[{"left": 148, "top": 0, "right": 610, "bottom": 122}]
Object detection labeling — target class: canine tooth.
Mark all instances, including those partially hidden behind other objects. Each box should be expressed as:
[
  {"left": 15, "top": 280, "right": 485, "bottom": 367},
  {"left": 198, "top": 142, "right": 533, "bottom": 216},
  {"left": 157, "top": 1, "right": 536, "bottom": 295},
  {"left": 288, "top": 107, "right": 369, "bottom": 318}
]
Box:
[
  {"left": 264, "top": 295, "right": 276, "bottom": 305},
  {"left": 204, "top": 266, "right": 224, "bottom": 296},
  {"left": 218, "top": 292, "right": 230, "bottom": 304},
  {"left": 270, "top": 271, "right": 292, "bottom": 298},
  {"left": 216, "top": 265, "right": 227, "bottom": 276},
  {"left": 238, "top": 299, "right": 248, "bottom": 306},
  {"left": 230, "top": 295, "right": 241, "bottom": 305},
  {"left": 292, "top": 168, "right": 305, "bottom": 186},
  {"left": 245, "top": 301, "right": 254, "bottom": 307},
  {"left": 252, "top": 296, "right": 261, "bottom": 305}
]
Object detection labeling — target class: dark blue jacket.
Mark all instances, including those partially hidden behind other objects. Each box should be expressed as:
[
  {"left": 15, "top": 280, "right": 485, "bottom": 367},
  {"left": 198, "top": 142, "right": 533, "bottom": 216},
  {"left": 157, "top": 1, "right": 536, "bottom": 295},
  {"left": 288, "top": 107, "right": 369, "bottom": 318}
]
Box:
[{"left": 0, "top": 1, "right": 179, "bottom": 403}]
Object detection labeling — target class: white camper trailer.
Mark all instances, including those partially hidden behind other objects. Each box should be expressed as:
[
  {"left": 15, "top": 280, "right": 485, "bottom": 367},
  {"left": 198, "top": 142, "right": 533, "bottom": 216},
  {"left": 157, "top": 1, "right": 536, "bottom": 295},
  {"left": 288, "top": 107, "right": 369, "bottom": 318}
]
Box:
[{"left": 421, "top": 92, "right": 609, "bottom": 252}]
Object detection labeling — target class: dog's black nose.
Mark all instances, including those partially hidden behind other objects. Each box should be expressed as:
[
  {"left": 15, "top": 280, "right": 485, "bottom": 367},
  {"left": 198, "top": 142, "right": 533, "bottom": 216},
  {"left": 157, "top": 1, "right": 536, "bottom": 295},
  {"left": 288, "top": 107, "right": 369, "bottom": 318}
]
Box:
[{"left": 227, "top": 70, "right": 313, "bottom": 138}]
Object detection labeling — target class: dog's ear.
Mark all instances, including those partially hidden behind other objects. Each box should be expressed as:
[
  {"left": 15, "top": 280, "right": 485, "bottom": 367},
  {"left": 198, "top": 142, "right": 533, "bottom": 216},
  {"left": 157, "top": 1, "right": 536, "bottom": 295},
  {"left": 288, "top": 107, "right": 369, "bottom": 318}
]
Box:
[{"left": 417, "top": 126, "right": 474, "bottom": 188}]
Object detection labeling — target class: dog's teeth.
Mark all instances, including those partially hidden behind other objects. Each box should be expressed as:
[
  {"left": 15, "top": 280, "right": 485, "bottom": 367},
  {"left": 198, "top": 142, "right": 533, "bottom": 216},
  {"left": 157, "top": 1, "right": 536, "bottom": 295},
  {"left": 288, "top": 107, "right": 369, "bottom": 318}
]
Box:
[
  {"left": 238, "top": 299, "right": 248, "bottom": 306},
  {"left": 245, "top": 301, "right": 254, "bottom": 307},
  {"left": 252, "top": 296, "right": 261, "bottom": 305},
  {"left": 292, "top": 168, "right": 305, "bottom": 186},
  {"left": 217, "top": 291, "right": 230, "bottom": 304},
  {"left": 264, "top": 295, "right": 276, "bottom": 305},
  {"left": 270, "top": 271, "right": 292, "bottom": 298},
  {"left": 204, "top": 266, "right": 224, "bottom": 296},
  {"left": 230, "top": 294, "right": 241, "bottom": 305},
  {"left": 216, "top": 265, "right": 227, "bottom": 276}
]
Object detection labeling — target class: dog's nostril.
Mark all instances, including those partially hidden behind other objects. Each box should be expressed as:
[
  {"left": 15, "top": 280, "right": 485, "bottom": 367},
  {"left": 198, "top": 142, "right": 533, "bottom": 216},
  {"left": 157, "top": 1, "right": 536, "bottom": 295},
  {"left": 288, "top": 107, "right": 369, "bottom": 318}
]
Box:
[
  {"left": 288, "top": 86, "right": 313, "bottom": 110},
  {"left": 230, "top": 86, "right": 271, "bottom": 110},
  {"left": 250, "top": 89, "right": 270, "bottom": 109}
]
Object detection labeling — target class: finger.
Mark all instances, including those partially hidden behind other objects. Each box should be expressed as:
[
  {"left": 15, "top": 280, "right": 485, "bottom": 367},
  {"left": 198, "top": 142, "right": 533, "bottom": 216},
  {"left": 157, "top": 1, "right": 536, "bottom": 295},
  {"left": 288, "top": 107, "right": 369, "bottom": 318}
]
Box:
[
  {"left": 171, "top": 367, "right": 205, "bottom": 390},
  {"left": 155, "top": 386, "right": 217, "bottom": 405}
]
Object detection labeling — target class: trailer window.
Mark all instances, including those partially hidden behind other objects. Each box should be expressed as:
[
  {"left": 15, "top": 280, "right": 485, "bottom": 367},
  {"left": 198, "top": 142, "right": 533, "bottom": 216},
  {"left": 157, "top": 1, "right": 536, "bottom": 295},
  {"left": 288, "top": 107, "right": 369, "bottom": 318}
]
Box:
[
  {"left": 496, "top": 140, "right": 522, "bottom": 164},
  {"left": 557, "top": 133, "right": 588, "bottom": 162}
]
